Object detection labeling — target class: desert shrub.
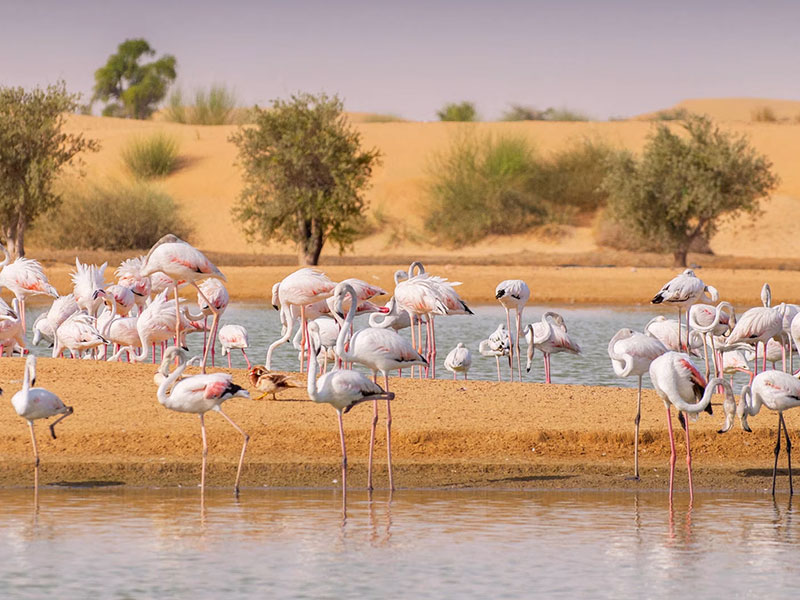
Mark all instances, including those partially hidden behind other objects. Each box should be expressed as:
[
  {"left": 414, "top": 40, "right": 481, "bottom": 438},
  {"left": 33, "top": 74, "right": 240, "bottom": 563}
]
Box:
[
  {"left": 542, "top": 107, "right": 589, "bottom": 122},
  {"left": 424, "top": 133, "right": 546, "bottom": 246},
  {"left": 121, "top": 132, "right": 180, "bottom": 178},
  {"left": 501, "top": 104, "right": 590, "bottom": 122},
  {"left": 751, "top": 106, "right": 778, "bottom": 122},
  {"left": 436, "top": 101, "right": 478, "bottom": 122},
  {"left": 33, "top": 180, "right": 192, "bottom": 250},
  {"left": 361, "top": 113, "right": 405, "bottom": 123},
  {"left": 164, "top": 84, "right": 250, "bottom": 125},
  {"left": 650, "top": 108, "right": 690, "bottom": 121}
]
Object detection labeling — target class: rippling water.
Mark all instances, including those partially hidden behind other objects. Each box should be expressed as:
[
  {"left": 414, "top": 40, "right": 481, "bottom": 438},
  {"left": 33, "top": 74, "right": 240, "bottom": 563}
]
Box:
[
  {"left": 1, "top": 487, "right": 797, "bottom": 599},
  {"left": 27, "top": 303, "right": 752, "bottom": 389}
]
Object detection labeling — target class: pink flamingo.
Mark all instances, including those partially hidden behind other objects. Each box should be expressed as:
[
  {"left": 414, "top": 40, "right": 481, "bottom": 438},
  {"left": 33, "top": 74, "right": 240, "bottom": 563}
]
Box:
[
  {"left": 444, "top": 343, "right": 472, "bottom": 380},
  {"left": 115, "top": 256, "right": 153, "bottom": 314},
  {"left": 218, "top": 324, "right": 251, "bottom": 368},
  {"left": 333, "top": 282, "right": 426, "bottom": 490},
  {"left": 10, "top": 355, "right": 73, "bottom": 488},
  {"left": 607, "top": 328, "right": 668, "bottom": 479},
  {"left": 651, "top": 269, "right": 718, "bottom": 351},
  {"left": 131, "top": 292, "right": 200, "bottom": 363},
  {"left": 140, "top": 234, "right": 226, "bottom": 373},
  {"left": 0, "top": 298, "right": 25, "bottom": 356},
  {"left": 52, "top": 313, "right": 106, "bottom": 359},
  {"left": 306, "top": 321, "right": 393, "bottom": 510},
  {"left": 734, "top": 370, "right": 800, "bottom": 495},
  {"left": 197, "top": 279, "right": 229, "bottom": 367},
  {"left": 725, "top": 304, "right": 784, "bottom": 375},
  {"left": 0, "top": 244, "right": 58, "bottom": 339},
  {"left": 688, "top": 301, "right": 733, "bottom": 378},
  {"left": 275, "top": 268, "right": 336, "bottom": 372},
  {"left": 523, "top": 312, "right": 581, "bottom": 384},
  {"left": 156, "top": 347, "right": 250, "bottom": 494},
  {"left": 495, "top": 279, "right": 530, "bottom": 381},
  {"left": 649, "top": 351, "right": 735, "bottom": 503}
]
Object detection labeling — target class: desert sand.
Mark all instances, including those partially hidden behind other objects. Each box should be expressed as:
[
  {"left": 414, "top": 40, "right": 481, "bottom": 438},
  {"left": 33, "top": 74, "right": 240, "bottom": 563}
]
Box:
[{"left": 0, "top": 357, "right": 791, "bottom": 492}]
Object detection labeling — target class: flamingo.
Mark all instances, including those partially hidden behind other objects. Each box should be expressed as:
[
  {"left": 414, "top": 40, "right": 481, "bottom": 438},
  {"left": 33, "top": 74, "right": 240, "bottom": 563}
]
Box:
[
  {"left": 71, "top": 258, "right": 107, "bottom": 316},
  {"left": 156, "top": 347, "right": 250, "bottom": 494},
  {"left": 275, "top": 268, "right": 336, "bottom": 372},
  {"left": 688, "top": 301, "right": 734, "bottom": 379},
  {"left": 96, "top": 296, "right": 142, "bottom": 362},
  {"left": 140, "top": 234, "right": 226, "bottom": 373},
  {"left": 651, "top": 269, "right": 718, "bottom": 351},
  {"left": 333, "top": 282, "right": 426, "bottom": 490},
  {"left": 607, "top": 328, "right": 668, "bottom": 479},
  {"left": 43, "top": 294, "right": 80, "bottom": 338},
  {"left": 102, "top": 284, "right": 136, "bottom": 317},
  {"left": 197, "top": 279, "right": 229, "bottom": 367},
  {"left": 32, "top": 312, "right": 55, "bottom": 348},
  {"left": 115, "top": 256, "right": 152, "bottom": 314},
  {"left": 306, "top": 320, "right": 394, "bottom": 504},
  {"left": 0, "top": 298, "right": 25, "bottom": 356},
  {"left": 762, "top": 283, "right": 800, "bottom": 371},
  {"left": 479, "top": 323, "right": 511, "bottom": 381},
  {"left": 369, "top": 296, "right": 413, "bottom": 331},
  {"left": 218, "top": 324, "right": 251, "bottom": 368},
  {"left": 649, "top": 351, "right": 735, "bottom": 502},
  {"left": 52, "top": 312, "right": 107, "bottom": 359},
  {"left": 10, "top": 355, "right": 73, "bottom": 487},
  {"left": 292, "top": 317, "right": 338, "bottom": 372},
  {"left": 444, "top": 343, "right": 472, "bottom": 380},
  {"left": 644, "top": 315, "right": 704, "bottom": 354},
  {"left": 248, "top": 366, "right": 300, "bottom": 400},
  {"left": 0, "top": 244, "right": 58, "bottom": 338},
  {"left": 131, "top": 292, "right": 202, "bottom": 363},
  {"left": 733, "top": 370, "right": 800, "bottom": 495},
  {"left": 725, "top": 304, "right": 784, "bottom": 375},
  {"left": 523, "top": 312, "right": 581, "bottom": 384},
  {"left": 495, "top": 279, "right": 530, "bottom": 381}
]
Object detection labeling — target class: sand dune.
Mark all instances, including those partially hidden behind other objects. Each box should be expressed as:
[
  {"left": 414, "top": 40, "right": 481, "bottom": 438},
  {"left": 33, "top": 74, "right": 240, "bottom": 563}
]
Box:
[
  {"left": 638, "top": 97, "right": 800, "bottom": 122},
  {"left": 58, "top": 98, "right": 800, "bottom": 262}
]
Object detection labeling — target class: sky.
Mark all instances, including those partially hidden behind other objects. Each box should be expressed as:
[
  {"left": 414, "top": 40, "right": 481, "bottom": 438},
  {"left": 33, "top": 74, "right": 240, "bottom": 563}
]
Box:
[{"left": 1, "top": 0, "right": 799, "bottom": 121}]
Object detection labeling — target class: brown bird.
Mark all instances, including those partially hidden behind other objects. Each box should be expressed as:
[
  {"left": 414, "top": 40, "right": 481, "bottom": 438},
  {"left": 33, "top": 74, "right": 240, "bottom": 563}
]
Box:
[{"left": 248, "top": 365, "right": 300, "bottom": 401}]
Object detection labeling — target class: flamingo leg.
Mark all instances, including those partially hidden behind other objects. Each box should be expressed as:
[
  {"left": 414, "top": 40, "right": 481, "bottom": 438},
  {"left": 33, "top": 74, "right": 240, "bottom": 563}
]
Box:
[
  {"left": 408, "top": 314, "right": 417, "bottom": 378},
  {"left": 227, "top": 352, "right": 232, "bottom": 368},
  {"left": 504, "top": 307, "right": 514, "bottom": 382},
  {"left": 677, "top": 308, "right": 682, "bottom": 351},
  {"left": 216, "top": 408, "right": 250, "bottom": 495},
  {"left": 241, "top": 349, "right": 251, "bottom": 369},
  {"left": 337, "top": 409, "right": 348, "bottom": 516},
  {"left": 684, "top": 411, "right": 694, "bottom": 503},
  {"left": 634, "top": 375, "right": 642, "bottom": 480},
  {"left": 516, "top": 310, "right": 524, "bottom": 382},
  {"left": 781, "top": 413, "right": 793, "bottom": 496},
  {"left": 385, "top": 372, "right": 394, "bottom": 491},
  {"left": 193, "top": 283, "right": 219, "bottom": 375},
  {"left": 666, "top": 405, "right": 676, "bottom": 504},
  {"left": 702, "top": 336, "right": 710, "bottom": 380},
  {"left": 773, "top": 413, "right": 783, "bottom": 496},
  {"left": 28, "top": 421, "right": 39, "bottom": 489},
  {"left": 173, "top": 286, "right": 182, "bottom": 350},
  {"left": 199, "top": 414, "right": 208, "bottom": 493},
  {"left": 430, "top": 317, "right": 437, "bottom": 379},
  {"left": 495, "top": 356, "right": 501, "bottom": 381},
  {"left": 367, "top": 397, "right": 378, "bottom": 492}
]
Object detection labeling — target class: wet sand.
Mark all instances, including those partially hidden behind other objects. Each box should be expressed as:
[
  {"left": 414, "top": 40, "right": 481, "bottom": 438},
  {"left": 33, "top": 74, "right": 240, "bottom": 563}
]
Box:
[{"left": 0, "top": 357, "right": 791, "bottom": 492}]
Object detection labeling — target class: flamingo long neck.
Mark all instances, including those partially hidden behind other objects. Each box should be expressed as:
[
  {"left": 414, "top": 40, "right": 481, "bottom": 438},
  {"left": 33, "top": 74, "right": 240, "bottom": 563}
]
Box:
[
  {"left": 306, "top": 335, "right": 320, "bottom": 403},
  {"left": 156, "top": 356, "right": 189, "bottom": 406},
  {"left": 672, "top": 377, "right": 732, "bottom": 414},
  {"left": 408, "top": 261, "right": 425, "bottom": 278},
  {"left": 369, "top": 297, "right": 398, "bottom": 328},
  {"left": 607, "top": 331, "right": 635, "bottom": 377},
  {"left": 532, "top": 315, "right": 553, "bottom": 345},
  {"left": 737, "top": 385, "right": 763, "bottom": 419},
  {"left": 100, "top": 301, "right": 118, "bottom": 338},
  {"left": 21, "top": 358, "right": 32, "bottom": 395},
  {"left": 334, "top": 286, "right": 358, "bottom": 362}
]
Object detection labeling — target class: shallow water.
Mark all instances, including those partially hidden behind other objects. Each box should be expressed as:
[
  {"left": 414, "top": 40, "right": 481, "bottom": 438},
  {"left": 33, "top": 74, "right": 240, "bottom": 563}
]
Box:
[
  {"left": 27, "top": 303, "right": 752, "bottom": 389},
  {"left": 1, "top": 486, "right": 798, "bottom": 599}
]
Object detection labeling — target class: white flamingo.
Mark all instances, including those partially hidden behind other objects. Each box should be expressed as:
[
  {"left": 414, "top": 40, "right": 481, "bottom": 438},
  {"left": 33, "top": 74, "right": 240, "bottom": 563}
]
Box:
[
  {"left": 71, "top": 258, "right": 107, "bottom": 316},
  {"left": 651, "top": 269, "right": 718, "bottom": 351},
  {"left": 444, "top": 343, "right": 472, "bottom": 380},
  {"left": 495, "top": 279, "right": 530, "bottom": 381},
  {"left": 479, "top": 323, "right": 511, "bottom": 381},
  {"left": 156, "top": 347, "right": 250, "bottom": 494},
  {"left": 197, "top": 278, "right": 229, "bottom": 367},
  {"left": 115, "top": 256, "right": 152, "bottom": 313},
  {"left": 218, "top": 324, "right": 251, "bottom": 368},
  {"left": 523, "top": 312, "right": 581, "bottom": 384},
  {"left": 0, "top": 245, "right": 58, "bottom": 338},
  {"left": 0, "top": 298, "right": 25, "bottom": 356},
  {"left": 53, "top": 312, "right": 106, "bottom": 359},
  {"left": 644, "top": 315, "right": 704, "bottom": 354},
  {"left": 607, "top": 328, "right": 668, "bottom": 479},
  {"left": 11, "top": 355, "right": 73, "bottom": 487}
]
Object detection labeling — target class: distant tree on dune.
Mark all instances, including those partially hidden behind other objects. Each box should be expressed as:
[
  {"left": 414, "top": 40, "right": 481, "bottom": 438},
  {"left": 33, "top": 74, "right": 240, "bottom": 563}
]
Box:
[
  {"left": 0, "top": 82, "right": 99, "bottom": 258},
  {"left": 436, "top": 101, "right": 478, "bottom": 122},
  {"left": 93, "top": 39, "right": 177, "bottom": 119},
  {"left": 602, "top": 115, "right": 778, "bottom": 267},
  {"left": 230, "top": 92, "right": 381, "bottom": 265}
]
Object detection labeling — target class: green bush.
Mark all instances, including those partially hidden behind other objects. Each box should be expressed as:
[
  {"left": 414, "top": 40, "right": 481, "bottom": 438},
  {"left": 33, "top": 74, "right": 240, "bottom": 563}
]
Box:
[
  {"left": 361, "top": 113, "right": 405, "bottom": 123},
  {"left": 650, "top": 108, "right": 690, "bottom": 121},
  {"left": 501, "top": 104, "right": 589, "bottom": 122},
  {"left": 33, "top": 180, "right": 192, "bottom": 250},
  {"left": 164, "top": 84, "right": 249, "bottom": 125},
  {"left": 122, "top": 132, "right": 180, "bottom": 178},
  {"left": 436, "top": 101, "right": 478, "bottom": 122},
  {"left": 752, "top": 106, "right": 778, "bottom": 122}
]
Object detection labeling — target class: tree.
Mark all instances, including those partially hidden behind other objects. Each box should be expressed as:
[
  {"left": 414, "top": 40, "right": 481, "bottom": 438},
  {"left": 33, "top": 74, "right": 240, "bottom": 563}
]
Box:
[
  {"left": 602, "top": 115, "right": 778, "bottom": 267},
  {"left": 93, "top": 39, "right": 177, "bottom": 119},
  {"left": 0, "top": 82, "right": 100, "bottom": 258},
  {"left": 436, "top": 101, "right": 478, "bottom": 122},
  {"left": 230, "top": 93, "right": 381, "bottom": 265}
]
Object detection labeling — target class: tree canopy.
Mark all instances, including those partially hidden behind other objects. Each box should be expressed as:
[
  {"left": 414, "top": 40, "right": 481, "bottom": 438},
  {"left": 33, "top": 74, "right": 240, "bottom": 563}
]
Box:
[
  {"left": 230, "top": 92, "right": 380, "bottom": 265},
  {"left": 0, "top": 82, "right": 99, "bottom": 257},
  {"left": 602, "top": 115, "right": 778, "bottom": 266},
  {"left": 436, "top": 101, "right": 478, "bottom": 122},
  {"left": 93, "top": 39, "right": 177, "bottom": 119}
]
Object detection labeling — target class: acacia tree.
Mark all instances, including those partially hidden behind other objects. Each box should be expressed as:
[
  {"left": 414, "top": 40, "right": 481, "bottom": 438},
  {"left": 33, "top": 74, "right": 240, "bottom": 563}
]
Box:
[
  {"left": 603, "top": 115, "right": 778, "bottom": 266},
  {"left": 93, "top": 39, "right": 177, "bottom": 119},
  {"left": 230, "top": 93, "right": 380, "bottom": 265},
  {"left": 0, "top": 82, "right": 99, "bottom": 258}
]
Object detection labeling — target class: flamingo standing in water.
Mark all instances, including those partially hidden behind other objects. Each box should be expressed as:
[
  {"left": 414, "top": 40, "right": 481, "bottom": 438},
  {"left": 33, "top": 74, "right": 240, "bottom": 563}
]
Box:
[
  {"left": 10, "top": 355, "right": 73, "bottom": 488},
  {"left": 333, "top": 282, "right": 426, "bottom": 491},
  {"left": 607, "top": 328, "right": 667, "bottom": 479},
  {"left": 523, "top": 312, "right": 581, "bottom": 384},
  {"left": 734, "top": 370, "right": 800, "bottom": 495},
  {"left": 444, "top": 343, "right": 472, "bottom": 380},
  {"left": 495, "top": 279, "right": 530, "bottom": 381},
  {"left": 218, "top": 324, "right": 251, "bottom": 368},
  {"left": 649, "top": 351, "right": 735, "bottom": 502},
  {"left": 479, "top": 323, "right": 511, "bottom": 381},
  {"left": 306, "top": 321, "right": 393, "bottom": 505},
  {"left": 156, "top": 347, "right": 250, "bottom": 494},
  {"left": 725, "top": 304, "right": 784, "bottom": 375},
  {"left": 140, "top": 234, "right": 226, "bottom": 373},
  {"left": 0, "top": 244, "right": 59, "bottom": 339},
  {"left": 651, "top": 269, "right": 717, "bottom": 351},
  {"left": 688, "top": 301, "right": 733, "bottom": 379}
]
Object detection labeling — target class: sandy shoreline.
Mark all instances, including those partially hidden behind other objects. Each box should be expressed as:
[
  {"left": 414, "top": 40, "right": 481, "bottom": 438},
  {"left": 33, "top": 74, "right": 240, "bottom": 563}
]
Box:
[{"left": 0, "top": 358, "right": 792, "bottom": 493}]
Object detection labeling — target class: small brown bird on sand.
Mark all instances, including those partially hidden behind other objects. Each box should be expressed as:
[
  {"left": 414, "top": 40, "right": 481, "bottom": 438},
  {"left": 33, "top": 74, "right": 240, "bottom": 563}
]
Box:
[{"left": 248, "top": 366, "right": 300, "bottom": 401}]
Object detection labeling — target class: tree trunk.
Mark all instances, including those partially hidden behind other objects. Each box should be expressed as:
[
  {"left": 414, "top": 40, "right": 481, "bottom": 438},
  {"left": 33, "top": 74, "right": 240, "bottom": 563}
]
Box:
[
  {"left": 3, "top": 217, "right": 24, "bottom": 259},
  {"left": 673, "top": 247, "right": 688, "bottom": 268},
  {"left": 297, "top": 218, "right": 324, "bottom": 265}
]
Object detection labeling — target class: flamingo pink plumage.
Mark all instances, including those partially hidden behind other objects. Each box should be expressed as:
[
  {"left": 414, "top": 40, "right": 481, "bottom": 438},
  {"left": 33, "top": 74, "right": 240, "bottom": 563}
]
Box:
[
  {"left": 218, "top": 323, "right": 251, "bottom": 368},
  {"left": 0, "top": 244, "right": 58, "bottom": 339},
  {"left": 524, "top": 312, "right": 581, "bottom": 384}
]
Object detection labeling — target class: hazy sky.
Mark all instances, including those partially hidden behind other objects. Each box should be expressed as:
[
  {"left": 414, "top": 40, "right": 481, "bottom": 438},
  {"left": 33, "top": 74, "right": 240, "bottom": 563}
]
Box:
[{"left": 2, "top": 0, "right": 799, "bottom": 120}]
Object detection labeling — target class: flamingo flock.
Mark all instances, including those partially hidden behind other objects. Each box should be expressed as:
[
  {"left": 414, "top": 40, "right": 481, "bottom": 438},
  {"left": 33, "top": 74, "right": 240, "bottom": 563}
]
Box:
[{"left": 3, "top": 241, "right": 800, "bottom": 503}]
